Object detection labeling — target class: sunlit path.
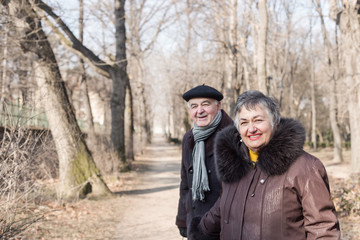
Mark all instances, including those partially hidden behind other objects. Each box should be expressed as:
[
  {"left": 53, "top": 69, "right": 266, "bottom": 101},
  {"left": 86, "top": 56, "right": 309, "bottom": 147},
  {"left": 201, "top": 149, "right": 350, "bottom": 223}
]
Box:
[{"left": 114, "top": 134, "right": 182, "bottom": 240}]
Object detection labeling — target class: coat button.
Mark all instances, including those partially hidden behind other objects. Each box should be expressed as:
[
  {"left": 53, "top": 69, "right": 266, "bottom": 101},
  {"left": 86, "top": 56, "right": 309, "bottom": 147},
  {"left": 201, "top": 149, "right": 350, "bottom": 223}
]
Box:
[
  {"left": 189, "top": 169, "right": 193, "bottom": 173},
  {"left": 260, "top": 179, "right": 265, "bottom": 184},
  {"left": 208, "top": 170, "right": 212, "bottom": 173},
  {"left": 224, "top": 220, "right": 229, "bottom": 224}
]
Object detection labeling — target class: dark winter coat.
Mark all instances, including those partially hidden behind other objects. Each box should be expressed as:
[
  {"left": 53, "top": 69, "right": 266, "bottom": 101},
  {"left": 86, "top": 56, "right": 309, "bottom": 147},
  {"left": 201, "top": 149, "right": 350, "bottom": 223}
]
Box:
[
  {"left": 189, "top": 118, "right": 340, "bottom": 240},
  {"left": 176, "top": 110, "right": 233, "bottom": 234}
]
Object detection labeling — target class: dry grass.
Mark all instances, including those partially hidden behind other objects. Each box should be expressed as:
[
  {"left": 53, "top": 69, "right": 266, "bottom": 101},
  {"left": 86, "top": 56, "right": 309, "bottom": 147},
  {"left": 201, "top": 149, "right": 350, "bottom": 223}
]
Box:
[{"left": 0, "top": 126, "right": 55, "bottom": 238}]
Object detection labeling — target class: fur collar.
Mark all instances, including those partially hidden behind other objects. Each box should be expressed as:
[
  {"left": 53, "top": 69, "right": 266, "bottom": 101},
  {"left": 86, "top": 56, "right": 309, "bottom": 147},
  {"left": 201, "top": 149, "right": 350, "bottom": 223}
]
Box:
[{"left": 215, "top": 118, "right": 306, "bottom": 183}]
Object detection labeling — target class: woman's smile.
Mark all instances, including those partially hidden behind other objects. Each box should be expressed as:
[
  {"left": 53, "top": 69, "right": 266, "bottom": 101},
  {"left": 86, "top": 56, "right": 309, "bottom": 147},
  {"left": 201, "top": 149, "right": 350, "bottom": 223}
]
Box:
[{"left": 248, "top": 134, "right": 262, "bottom": 141}]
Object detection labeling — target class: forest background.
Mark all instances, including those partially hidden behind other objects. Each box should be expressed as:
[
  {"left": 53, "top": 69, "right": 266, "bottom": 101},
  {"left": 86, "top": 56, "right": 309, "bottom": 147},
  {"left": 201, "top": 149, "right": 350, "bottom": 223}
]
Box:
[{"left": 0, "top": 0, "right": 360, "bottom": 238}]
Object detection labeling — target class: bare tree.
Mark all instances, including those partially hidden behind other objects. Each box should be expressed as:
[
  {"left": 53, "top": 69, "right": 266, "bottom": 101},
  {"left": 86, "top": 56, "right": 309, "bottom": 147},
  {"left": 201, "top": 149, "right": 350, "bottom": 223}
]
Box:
[
  {"left": 238, "top": 0, "right": 255, "bottom": 92},
  {"left": 257, "top": 0, "right": 268, "bottom": 94},
  {"left": 78, "top": 0, "right": 96, "bottom": 140},
  {"left": 313, "top": 0, "right": 343, "bottom": 162},
  {"left": 31, "top": 0, "right": 130, "bottom": 167},
  {"left": 127, "top": 0, "right": 171, "bottom": 150},
  {"left": 187, "top": 0, "right": 241, "bottom": 114},
  {"left": 222, "top": 0, "right": 239, "bottom": 114},
  {"left": 1, "top": 0, "right": 111, "bottom": 199},
  {"left": 330, "top": 0, "right": 360, "bottom": 173}
]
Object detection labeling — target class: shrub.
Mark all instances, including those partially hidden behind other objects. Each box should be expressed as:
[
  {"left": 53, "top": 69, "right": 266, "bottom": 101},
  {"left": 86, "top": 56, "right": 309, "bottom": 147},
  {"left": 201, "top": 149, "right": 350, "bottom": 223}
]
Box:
[{"left": 331, "top": 174, "right": 360, "bottom": 217}]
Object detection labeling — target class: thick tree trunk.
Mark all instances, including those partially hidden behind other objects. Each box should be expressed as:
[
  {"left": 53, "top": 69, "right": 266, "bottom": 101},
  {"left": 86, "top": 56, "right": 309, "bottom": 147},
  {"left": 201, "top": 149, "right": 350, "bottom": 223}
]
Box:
[
  {"left": 112, "top": 0, "right": 129, "bottom": 165},
  {"left": 337, "top": 1, "right": 360, "bottom": 173},
  {"left": 257, "top": 0, "right": 268, "bottom": 94},
  {"left": 109, "top": 68, "right": 127, "bottom": 164},
  {"left": 3, "top": 0, "right": 111, "bottom": 199}
]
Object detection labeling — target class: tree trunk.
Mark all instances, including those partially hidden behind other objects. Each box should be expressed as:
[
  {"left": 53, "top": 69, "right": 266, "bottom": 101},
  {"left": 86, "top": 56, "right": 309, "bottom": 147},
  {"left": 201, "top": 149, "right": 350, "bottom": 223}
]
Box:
[
  {"left": 109, "top": 67, "right": 127, "bottom": 164},
  {"left": 78, "top": 0, "right": 96, "bottom": 139},
  {"left": 33, "top": 0, "right": 130, "bottom": 168},
  {"left": 310, "top": 49, "right": 317, "bottom": 150},
  {"left": 111, "top": 0, "right": 129, "bottom": 164},
  {"left": 125, "top": 82, "right": 134, "bottom": 160},
  {"left": 257, "top": 0, "right": 268, "bottom": 94},
  {"left": 289, "top": 67, "right": 295, "bottom": 118},
  {"left": 314, "top": 0, "right": 343, "bottom": 162},
  {"left": 309, "top": 2, "right": 318, "bottom": 151},
  {"left": 336, "top": 0, "right": 360, "bottom": 172},
  {"left": 224, "top": 0, "right": 238, "bottom": 115},
  {"left": 3, "top": 0, "right": 111, "bottom": 199},
  {"left": 316, "top": 128, "right": 324, "bottom": 143},
  {"left": 0, "top": 28, "right": 8, "bottom": 111}
]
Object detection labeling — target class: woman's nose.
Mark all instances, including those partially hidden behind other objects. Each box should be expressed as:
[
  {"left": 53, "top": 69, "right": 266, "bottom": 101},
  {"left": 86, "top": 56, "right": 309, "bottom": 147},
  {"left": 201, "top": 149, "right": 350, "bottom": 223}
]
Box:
[{"left": 248, "top": 123, "right": 257, "bottom": 132}]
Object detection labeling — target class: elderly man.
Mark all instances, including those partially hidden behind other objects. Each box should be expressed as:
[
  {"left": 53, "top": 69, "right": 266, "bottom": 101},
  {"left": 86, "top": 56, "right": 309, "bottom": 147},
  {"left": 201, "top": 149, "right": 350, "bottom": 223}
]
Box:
[{"left": 175, "top": 84, "right": 233, "bottom": 238}]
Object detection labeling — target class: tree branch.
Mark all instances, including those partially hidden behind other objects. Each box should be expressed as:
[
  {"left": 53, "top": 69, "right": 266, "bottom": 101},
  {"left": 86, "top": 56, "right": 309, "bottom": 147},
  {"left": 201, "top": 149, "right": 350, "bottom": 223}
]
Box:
[{"left": 31, "top": 0, "right": 112, "bottom": 78}]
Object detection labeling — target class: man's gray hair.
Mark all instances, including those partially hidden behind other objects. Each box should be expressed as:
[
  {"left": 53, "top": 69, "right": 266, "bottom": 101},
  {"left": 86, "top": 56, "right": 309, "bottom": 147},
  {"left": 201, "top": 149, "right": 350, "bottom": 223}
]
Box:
[{"left": 233, "top": 90, "right": 280, "bottom": 130}]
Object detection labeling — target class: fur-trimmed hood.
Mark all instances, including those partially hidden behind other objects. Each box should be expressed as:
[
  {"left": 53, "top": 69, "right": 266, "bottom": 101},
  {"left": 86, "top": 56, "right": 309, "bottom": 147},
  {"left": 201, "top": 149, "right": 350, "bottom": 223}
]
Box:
[{"left": 215, "top": 118, "right": 306, "bottom": 183}]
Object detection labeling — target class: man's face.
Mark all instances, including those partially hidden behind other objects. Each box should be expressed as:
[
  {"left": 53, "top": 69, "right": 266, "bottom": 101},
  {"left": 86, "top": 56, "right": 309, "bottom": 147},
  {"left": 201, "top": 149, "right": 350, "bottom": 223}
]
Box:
[{"left": 188, "top": 98, "right": 221, "bottom": 127}]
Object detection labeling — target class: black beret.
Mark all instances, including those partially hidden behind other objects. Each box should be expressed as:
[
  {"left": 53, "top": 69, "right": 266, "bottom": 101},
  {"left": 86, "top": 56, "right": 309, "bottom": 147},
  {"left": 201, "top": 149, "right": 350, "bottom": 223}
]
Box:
[{"left": 182, "top": 84, "right": 223, "bottom": 101}]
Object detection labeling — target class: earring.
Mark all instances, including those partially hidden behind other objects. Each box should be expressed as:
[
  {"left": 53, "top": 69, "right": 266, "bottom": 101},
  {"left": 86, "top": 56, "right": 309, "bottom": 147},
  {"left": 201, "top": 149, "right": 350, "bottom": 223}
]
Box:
[{"left": 240, "top": 139, "right": 243, "bottom": 142}]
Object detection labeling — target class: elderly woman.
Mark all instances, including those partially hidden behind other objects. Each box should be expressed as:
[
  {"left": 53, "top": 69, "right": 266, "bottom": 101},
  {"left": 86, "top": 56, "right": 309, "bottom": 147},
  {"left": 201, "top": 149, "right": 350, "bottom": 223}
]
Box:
[{"left": 189, "top": 90, "right": 340, "bottom": 239}]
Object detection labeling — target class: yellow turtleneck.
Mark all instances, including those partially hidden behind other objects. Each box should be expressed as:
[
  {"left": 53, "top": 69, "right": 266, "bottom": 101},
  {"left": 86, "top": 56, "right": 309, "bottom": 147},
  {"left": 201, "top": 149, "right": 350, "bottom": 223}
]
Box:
[{"left": 249, "top": 149, "right": 259, "bottom": 163}]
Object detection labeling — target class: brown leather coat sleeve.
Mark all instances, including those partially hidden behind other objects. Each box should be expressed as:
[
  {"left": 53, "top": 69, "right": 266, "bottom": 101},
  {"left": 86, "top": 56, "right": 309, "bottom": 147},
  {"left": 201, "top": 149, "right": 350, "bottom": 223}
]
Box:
[
  {"left": 298, "top": 158, "right": 340, "bottom": 239},
  {"left": 199, "top": 196, "right": 221, "bottom": 237}
]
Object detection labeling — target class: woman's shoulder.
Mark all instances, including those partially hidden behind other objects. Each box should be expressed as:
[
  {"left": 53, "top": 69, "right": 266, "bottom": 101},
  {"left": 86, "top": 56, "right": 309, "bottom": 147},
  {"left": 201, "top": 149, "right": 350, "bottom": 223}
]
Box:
[{"left": 288, "top": 151, "right": 327, "bottom": 176}]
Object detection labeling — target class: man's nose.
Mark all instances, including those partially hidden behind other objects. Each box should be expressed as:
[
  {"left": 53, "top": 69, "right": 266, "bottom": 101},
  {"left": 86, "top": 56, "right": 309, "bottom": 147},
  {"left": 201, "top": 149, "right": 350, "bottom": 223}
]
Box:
[{"left": 197, "top": 106, "right": 205, "bottom": 113}]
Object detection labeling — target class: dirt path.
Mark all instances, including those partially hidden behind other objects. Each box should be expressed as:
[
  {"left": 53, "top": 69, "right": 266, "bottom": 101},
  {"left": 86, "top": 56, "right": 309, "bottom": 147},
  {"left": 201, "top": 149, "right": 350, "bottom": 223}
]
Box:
[
  {"left": 113, "top": 135, "right": 182, "bottom": 239},
  {"left": 22, "top": 134, "right": 183, "bottom": 240}
]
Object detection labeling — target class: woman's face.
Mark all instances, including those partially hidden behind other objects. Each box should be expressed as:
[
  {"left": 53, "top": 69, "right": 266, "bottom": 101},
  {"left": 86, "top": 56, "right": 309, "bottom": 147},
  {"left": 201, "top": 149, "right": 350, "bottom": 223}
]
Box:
[{"left": 237, "top": 104, "right": 274, "bottom": 153}]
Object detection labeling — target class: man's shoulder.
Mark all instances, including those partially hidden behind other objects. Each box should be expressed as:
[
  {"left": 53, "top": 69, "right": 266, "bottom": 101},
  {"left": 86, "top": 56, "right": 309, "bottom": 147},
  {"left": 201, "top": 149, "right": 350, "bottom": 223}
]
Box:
[
  {"left": 182, "top": 129, "right": 193, "bottom": 143},
  {"left": 219, "top": 110, "right": 234, "bottom": 128},
  {"left": 182, "top": 129, "right": 194, "bottom": 151},
  {"left": 184, "top": 129, "right": 193, "bottom": 137}
]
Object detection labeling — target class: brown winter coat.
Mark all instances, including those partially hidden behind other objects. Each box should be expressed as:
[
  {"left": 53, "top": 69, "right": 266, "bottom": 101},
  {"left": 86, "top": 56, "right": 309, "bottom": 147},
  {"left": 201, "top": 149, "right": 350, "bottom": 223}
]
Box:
[
  {"left": 189, "top": 118, "right": 340, "bottom": 240},
  {"left": 176, "top": 110, "right": 233, "bottom": 233}
]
